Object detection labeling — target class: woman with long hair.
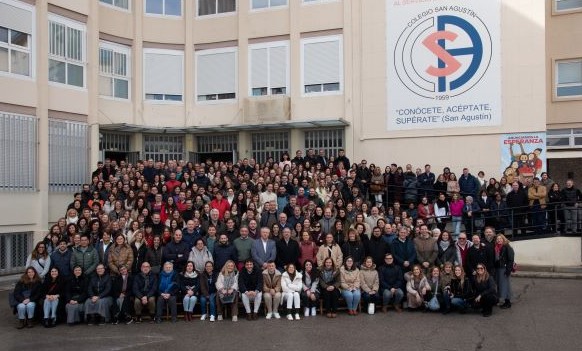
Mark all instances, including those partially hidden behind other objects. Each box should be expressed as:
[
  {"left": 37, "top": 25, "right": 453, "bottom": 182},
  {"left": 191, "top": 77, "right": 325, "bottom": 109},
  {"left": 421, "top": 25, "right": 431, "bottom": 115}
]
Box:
[
  {"left": 13, "top": 267, "right": 42, "bottom": 329},
  {"left": 26, "top": 241, "right": 51, "bottom": 280},
  {"left": 41, "top": 267, "right": 66, "bottom": 327},
  {"left": 199, "top": 261, "right": 219, "bottom": 322},
  {"left": 180, "top": 261, "right": 200, "bottom": 321},
  {"left": 406, "top": 264, "right": 429, "bottom": 310},
  {"left": 301, "top": 260, "right": 319, "bottom": 317},
  {"left": 472, "top": 263, "right": 498, "bottom": 317},
  {"left": 216, "top": 260, "right": 239, "bottom": 322},
  {"left": 316, "top": 233, "right": 343, "bottom": 269},
  {"left": 494, "top": 234, "right": 515, "bottom": 309},
  {"left": 319, "top": 257, "right": 341, "bottom": 318},
  {"left": 449, "top": 265, "right": 473, "bottom": 313},
  {"left": 281, "top": 263, "right": 303, "bottom": 320}
]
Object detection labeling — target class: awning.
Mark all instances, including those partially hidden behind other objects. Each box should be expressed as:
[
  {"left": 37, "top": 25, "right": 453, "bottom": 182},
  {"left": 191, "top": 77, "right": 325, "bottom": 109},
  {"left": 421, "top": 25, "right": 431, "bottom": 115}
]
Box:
[{"left": 99, "top": 118, "right": 350, "bottom": 134}]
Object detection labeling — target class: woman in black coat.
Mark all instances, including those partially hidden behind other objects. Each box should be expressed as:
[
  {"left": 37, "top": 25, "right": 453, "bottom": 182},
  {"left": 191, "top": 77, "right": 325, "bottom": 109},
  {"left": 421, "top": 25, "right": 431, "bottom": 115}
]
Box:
[
  {"left": 472, "top": 264, "right": 498, "bottom": 317},
  {"left": 65, "top": 265, "right": 88, "bottom": 325},
  {"left": 40, "top": 267, "right": 67, "bottom": 327}
]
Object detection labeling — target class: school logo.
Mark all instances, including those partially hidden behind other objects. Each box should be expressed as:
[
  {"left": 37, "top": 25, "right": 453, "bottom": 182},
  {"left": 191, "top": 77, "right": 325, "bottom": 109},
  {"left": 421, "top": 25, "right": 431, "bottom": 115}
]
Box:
[{"left": 393, "top": 8, "right": 493, "bottom": 99}]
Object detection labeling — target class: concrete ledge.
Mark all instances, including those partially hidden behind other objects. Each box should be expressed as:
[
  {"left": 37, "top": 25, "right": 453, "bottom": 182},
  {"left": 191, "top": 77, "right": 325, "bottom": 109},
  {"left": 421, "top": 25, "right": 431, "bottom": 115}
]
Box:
[{"left": 513, "top": 271, "right": 582, "bottom": 279}]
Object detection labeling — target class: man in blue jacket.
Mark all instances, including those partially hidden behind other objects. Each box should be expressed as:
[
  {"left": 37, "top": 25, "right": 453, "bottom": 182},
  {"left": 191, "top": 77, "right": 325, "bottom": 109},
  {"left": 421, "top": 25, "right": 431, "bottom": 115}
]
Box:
[
  {"left": 51, "top": 239, "right": 72, "bottom": 278},
  {"left": 458, "top": 168, "right": 480, "bottom": 198},
  {"left": 390, "top": 227, "right": 416, "bottom": 272},
  {"left": 252, "top": 227, "right": 277, "bottom": 270},
  {"left": 379, "top": 253, "right": 404, "bottom": 312},
  {"left": 162, "top": 230, "right": 190, "bottom": 272}
]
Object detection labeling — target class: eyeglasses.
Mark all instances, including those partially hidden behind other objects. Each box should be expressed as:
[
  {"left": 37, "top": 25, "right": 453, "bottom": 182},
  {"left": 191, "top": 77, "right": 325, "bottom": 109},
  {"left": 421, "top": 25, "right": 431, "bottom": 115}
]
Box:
[
  {"left": 476, "top": 267, "right": 485, "bottom": 270},
  {"left": 459, "top": 237, "right": 467, "bottom": 240}
]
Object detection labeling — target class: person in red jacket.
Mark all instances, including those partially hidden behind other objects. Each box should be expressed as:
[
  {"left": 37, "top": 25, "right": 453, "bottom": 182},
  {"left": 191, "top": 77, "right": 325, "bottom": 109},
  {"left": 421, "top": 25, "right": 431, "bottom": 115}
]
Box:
[{"left": 210, "top": 191, "right": 230, "bottom": 220}]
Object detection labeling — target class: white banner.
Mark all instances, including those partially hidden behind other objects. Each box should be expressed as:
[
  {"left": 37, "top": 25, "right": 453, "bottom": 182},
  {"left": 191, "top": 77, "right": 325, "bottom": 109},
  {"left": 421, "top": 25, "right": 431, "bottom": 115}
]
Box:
[{"left": 387, "top": 0, "right": 501, "bottom": 130}]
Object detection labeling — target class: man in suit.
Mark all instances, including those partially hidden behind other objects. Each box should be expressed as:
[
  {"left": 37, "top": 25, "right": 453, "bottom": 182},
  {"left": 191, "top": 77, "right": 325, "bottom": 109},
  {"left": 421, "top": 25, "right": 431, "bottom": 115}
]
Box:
[{"left": 251, "top": 227, "right": 277, "bottom": 270}]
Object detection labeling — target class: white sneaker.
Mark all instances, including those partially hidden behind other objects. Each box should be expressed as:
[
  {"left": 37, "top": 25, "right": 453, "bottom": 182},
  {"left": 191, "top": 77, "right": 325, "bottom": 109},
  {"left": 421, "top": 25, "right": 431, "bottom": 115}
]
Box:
[
  {"left": 311, "top": 307, "right": 317, "bottom": 316},
  {"left": 273, "top": 313, "right": 281, "bottom": 319},
  {"left": 265, "top": 313, "right": 272, "bottom": 320},
  {"left": 287, "top": 314, "right": 294, "bottom": 320},
  {"left": 209, "top": 315, "right": 215, "bottom": 322},
  {"left": 294, "top": 313, "right": 301, "bottom": 320},
  {"left": 232, "top": 316, "right": 238, "bottom": 322},
  {"left": 304, "top": 307, "right": 310, "bottom": 317},
  {"left": 200, "top": 314, "right": 207, "bottom": 321},
  {"left": 217, "top": 315, "right": 223, "bottom": 321}
]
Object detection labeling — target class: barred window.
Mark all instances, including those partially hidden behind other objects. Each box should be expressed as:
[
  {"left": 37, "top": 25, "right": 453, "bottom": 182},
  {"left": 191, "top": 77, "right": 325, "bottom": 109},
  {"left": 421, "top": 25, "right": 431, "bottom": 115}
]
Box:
[
  {"left": 251, "top": 131, "right": 289, "bottom": 164},
  {"left": 197, "top": 133, "right": 238, "bottom": 153},
  {"left": 304, "top": 128, "right": 344, "bottom": 158},
  {"left": 49, "top": 119, "right": 89, "bottom": 192},
  {"left": 0, "top": 112, "right": 37, "bottom": 191},
  {"left": 100, "top": 131, "right": 130, "bottom": 152},
  {"left": 144, "top": 134, "right": 184, "bottom": 163},
  {"left": 0, "top": 231, "right": 33, "bottom": 275}
]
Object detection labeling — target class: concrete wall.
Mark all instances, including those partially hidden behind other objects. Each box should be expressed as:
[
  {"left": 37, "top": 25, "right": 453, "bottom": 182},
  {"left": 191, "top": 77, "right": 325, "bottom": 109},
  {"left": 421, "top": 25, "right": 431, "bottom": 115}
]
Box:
[{"left": 513, "top": 237, "right": 581, "bottom": 266}]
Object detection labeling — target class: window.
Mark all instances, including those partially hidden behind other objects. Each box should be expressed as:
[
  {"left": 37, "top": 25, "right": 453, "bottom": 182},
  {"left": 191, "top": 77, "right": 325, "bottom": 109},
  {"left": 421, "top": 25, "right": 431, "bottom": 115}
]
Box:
[
  {"left": 0, "top": 0, "right": 33, "bottom": 77},
  {"left": 547, "top": 129, "right": 582, "bottom": 149},
  {"left": 0, "top": 112, "right": 37, "bottom": 191},
  {"left": 99, "top": 42, "right": 130, "bottom": 99},
  {"left": 198, "top": 0, "right": 236, "bottom": 16},
  {"left": 0, "top": 232, "right": 33, "bottom": 275},
  {"left": 49, "top": 119, "right": 89, "bottom": 192},
  {"left": 556, "top": 60, "right": 582, "bottom": 98},
  {"left": 302, "top": 35, "right": 342, "bottom": 95},
  {"left": 99, "top": 132, "right": 131, "bottom": 152},
  {"left": 251, "top": 131, "right": 289, "bottom": 164},
  {"left": 304, "top": 129, "right": 344, "bottom": 157},
  {"left": 249, "top": 42, "right": 288, "bottom": 96},
  {"left": 252, "top": 0, "right": 286, "bottom": 10},
  {"left": 197, "top": 133, "right": 238, "bottom": 152},
  {"left": 144, "top": 134, "right": 184, "bottom": 162},
  {"left": 144, "top": 49, "right": 184, "bottom": 102},
  {"left": 303, "top": 0, "right": 339, "bottom": 4},
  {"left": 48, "top": 16, "right": 86, "bottom": 88},
  {"left": 146, "top": 0, "right": 181, "bottom": 16},
  {"left": 196, "top": 48, "right": 237, "bottom": 101},
  {"left": 555, "top": 0, "right": 582, "bottom": 11},
  {"left": 100, "top": 0, "right": 130, "bottom": 10}
]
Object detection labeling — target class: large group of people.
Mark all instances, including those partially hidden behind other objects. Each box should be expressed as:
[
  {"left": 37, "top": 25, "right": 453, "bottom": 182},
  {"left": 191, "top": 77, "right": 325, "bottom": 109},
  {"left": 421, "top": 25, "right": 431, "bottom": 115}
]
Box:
[{"left": 11, "top": 148, "right": 581, "bottom": 328}]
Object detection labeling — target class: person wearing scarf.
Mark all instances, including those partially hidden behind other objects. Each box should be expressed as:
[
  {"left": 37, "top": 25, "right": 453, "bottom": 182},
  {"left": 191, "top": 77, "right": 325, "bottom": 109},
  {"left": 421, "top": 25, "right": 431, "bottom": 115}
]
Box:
[{"left": 155, "top": 262, "right": 179, "bottom": 323}]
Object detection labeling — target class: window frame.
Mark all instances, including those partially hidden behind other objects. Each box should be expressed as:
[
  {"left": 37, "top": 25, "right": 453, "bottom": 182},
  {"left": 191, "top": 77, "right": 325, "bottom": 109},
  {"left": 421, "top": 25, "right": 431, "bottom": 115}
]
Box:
[
  {"left": 248, "top": 40, "right": 289, "bottom": 97},
  {"left": 300, "top": 35, "right": 343, "bottom": 97},
  {"left": 99, "top": 41, "right": 131, "bottom": 100},
  {"left": 143, "top": 48, "right": 184, "bottom": 104},
  {"left": 302, "top": 0, "right": 340, "bottom": 5},
  {"left": 553, "top": 0, "right": 582, "bottom": 14},
  {"left": 554, "top": 58, "right": 582, "bottom": 100},
  {"left": 47, "top": 14, "right": 87, "bottom": 90},
  {"left": 195, "top": 46, "right": 238, "bottom": 104},
  {"left": 99, "top": 0, "right": 131, "bottom": 12},
  {"left": 0, "top": 0, "right": 35, "bottom": 80},
  {"left": 250, "top": 0, "right": 288, "bottom": 11},
  {"left": 547, "top": 128, "right": 582, "bottom": 149},
  {"left": 144, "top": 0, "right": 183, "bottom": 17},
  {"left": 197, "top": 0, "right": 237, "bottom": 18},
  {"left": 0, "top": 112, "right": 37, "bottom": 192}
]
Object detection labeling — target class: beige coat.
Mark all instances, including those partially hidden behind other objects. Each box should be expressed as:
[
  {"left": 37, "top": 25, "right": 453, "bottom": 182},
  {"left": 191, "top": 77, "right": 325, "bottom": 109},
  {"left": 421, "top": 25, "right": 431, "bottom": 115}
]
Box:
[
  {"left": 339, "top": 266, "right": 361, "bottom": 291},
  {"left": 359, "top": 264, "right": 379, "bottom": 293},
  {"left": 108, "top": 244, "right": 134, "bottom": 275},
  {"left": 316, "top": 244, "right": 343, "bottom": 269},
  {"left": 528, "top": 185, "right": 547, "bottom": 207}
]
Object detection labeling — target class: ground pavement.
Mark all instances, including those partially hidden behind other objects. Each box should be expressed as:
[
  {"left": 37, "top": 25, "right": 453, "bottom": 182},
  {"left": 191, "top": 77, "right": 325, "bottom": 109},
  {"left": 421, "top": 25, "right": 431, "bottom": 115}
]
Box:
[{"left": 1, "top": 277, "right": 581, "bottom": 351}]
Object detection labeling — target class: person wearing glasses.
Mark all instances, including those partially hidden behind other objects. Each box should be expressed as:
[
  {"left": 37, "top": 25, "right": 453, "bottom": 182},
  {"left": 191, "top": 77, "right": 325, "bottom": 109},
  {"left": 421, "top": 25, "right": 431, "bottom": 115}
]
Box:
[
  {"left": 455, "top": 232, "right": 472, "bottom": 269},
  {"left": 472, "top": 264, "right": 498, "bottom": 317}
]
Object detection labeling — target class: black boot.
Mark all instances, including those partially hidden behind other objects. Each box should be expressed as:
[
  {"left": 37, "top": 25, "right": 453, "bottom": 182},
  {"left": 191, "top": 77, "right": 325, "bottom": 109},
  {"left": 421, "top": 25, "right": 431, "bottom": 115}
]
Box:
[
  {"left": 43, "top": 318, "right": 50, "bottom": 328},
  {"left": 500, "top": 300, "right": 512, "bottom": 309},
  {"left": 16, "top": 319, "right": 25, "bottom": 329},
  {"left": 49, "top": 318, "right": 57, "bottom": 328}
]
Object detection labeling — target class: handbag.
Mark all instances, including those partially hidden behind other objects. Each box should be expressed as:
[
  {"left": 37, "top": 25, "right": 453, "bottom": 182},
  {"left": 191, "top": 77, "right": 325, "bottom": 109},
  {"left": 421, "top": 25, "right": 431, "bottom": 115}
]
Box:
[
  {"left": 367, "top": 302, "right": 375, "bottom": 315},
  {"left": 219, "top": 292, "right": 235, "bottom": 304},
  {"left": 427, "top": 296, "right": 440, "bottom": 311}
]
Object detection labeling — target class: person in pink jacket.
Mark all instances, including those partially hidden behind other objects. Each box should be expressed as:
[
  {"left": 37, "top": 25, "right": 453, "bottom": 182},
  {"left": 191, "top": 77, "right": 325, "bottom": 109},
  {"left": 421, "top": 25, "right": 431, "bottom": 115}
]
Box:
[{"left": 449, "top": 193, "right": 465, "bottom": 239}]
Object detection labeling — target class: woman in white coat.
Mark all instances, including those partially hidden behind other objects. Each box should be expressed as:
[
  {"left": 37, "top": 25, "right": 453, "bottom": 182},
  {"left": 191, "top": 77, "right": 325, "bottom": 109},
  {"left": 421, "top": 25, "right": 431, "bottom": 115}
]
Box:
[{"left": 281, "top": 263, "right": 303, "bottom": 321}]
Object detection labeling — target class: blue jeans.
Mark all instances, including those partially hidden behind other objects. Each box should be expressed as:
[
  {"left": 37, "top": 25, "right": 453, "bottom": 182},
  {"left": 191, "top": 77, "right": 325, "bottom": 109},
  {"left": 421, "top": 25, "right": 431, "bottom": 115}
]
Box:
[
  {"left": 451, "top": 297, "right": 468, "bottom": 310},
  {"left": 200, "top": 293, "right": 216, "bottom": 316},
  {"left": 342, "top": 289, "right": 361, "bottom": 310},
  {"left": 382, "top": 288, "right": 404, "bottom": 306},
  {"left": 183, "top": 295, "right": 198, "bottom": 313},
  {"left": 43, "top": 298, "right": 59, "bottom": 319},
  {"left": 17, "top": 302, "right": 36, "bottom": 319},
  {"left": 451, "top": 216, "right": 462, "bottom": 238}
]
